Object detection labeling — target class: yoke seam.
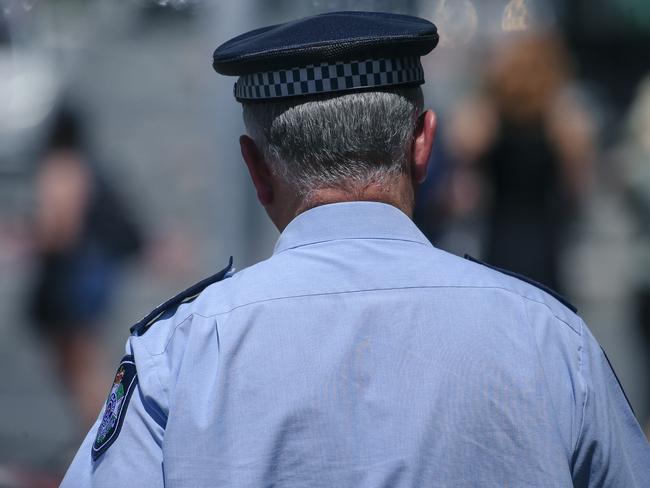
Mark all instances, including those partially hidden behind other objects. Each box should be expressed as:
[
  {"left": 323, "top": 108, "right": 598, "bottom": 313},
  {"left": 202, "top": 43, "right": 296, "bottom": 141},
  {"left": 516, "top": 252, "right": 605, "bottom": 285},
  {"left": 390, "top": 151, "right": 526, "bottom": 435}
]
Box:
[
  {"left": 202, "top": 284, "right": 580, "bottom": 335},
  {"left": 274, "top": 236, "right": 432, "bottom": 255}
]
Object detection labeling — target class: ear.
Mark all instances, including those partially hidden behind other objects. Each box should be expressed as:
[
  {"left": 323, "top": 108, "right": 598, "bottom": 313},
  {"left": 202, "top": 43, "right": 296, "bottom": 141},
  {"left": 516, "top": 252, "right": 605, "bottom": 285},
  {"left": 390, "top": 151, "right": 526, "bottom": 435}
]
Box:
[
  {"left": 411, "top": 110, "right": 437, "bottom": 184},
  {"left": 240, "top": 135, "right": 274, "bottom": 206}
]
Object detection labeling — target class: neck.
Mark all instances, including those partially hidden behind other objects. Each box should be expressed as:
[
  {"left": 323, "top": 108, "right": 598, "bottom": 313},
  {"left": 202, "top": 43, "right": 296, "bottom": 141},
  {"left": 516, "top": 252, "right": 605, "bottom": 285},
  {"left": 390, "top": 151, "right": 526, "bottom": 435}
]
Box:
[{"left": 272, "top": 174, "right": 415, "bottom": 232}]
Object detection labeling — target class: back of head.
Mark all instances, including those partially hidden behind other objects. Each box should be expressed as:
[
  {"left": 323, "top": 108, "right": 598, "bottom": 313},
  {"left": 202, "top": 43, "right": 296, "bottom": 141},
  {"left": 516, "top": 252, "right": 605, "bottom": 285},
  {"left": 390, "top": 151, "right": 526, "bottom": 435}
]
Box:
[{"left": 243, "top": 86, "right": 424, "bottom": 200}]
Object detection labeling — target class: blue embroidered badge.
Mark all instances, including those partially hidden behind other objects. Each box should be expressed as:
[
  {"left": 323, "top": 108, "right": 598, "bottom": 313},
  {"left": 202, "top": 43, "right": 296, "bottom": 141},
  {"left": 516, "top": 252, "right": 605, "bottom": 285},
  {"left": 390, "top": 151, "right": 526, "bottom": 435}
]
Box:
[{"left": 91, "top": 355, "right": 138, "bottom": 461}]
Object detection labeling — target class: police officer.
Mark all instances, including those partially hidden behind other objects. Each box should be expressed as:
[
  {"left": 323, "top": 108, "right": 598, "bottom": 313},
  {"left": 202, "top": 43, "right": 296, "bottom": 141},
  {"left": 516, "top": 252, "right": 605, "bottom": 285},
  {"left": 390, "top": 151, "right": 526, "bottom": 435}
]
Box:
[{"left": 62, "top": 11, "right": 650, "bottom": 487}]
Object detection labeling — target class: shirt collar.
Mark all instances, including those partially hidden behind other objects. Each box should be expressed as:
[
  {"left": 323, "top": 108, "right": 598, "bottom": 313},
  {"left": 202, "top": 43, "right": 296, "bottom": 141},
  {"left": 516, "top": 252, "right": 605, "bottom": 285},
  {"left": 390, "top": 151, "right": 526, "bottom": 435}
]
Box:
[{"left": 273, "top": 201, "right": 432, "bottom": 255}]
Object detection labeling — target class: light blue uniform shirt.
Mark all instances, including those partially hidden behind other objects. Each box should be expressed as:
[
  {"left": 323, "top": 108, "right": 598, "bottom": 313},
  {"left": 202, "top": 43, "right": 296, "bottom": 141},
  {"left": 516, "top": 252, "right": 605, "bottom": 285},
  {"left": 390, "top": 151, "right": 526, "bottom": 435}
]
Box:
[{"left": 62, "top": 202, "right": 650, "bottom": 487}]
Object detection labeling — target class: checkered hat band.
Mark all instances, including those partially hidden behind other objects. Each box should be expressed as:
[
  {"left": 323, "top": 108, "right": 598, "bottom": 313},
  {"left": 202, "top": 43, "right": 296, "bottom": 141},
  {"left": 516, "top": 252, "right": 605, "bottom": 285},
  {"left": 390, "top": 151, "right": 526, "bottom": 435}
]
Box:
[{"left": 234, "top": 56, "right": 424, "bottom": 101}]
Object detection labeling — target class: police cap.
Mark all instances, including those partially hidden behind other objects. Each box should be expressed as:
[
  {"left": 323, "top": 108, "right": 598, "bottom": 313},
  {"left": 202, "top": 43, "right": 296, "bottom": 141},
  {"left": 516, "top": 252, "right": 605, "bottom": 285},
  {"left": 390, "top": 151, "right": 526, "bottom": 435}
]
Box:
[{"left": 212, "top": 11, "right": 438, "bottom": 102}]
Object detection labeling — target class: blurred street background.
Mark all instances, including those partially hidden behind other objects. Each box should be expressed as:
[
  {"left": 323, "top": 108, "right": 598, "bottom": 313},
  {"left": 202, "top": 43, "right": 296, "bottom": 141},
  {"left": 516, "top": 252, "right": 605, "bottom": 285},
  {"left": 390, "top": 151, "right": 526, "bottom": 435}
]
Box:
[{"left": 0, "top": 0, "right": 649, "bottom": 485}]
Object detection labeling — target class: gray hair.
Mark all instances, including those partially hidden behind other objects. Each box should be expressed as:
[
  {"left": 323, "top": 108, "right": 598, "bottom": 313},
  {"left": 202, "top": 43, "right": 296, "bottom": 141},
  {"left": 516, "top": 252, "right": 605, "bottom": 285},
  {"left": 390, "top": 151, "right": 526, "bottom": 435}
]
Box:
[{"left": 242, "top": 87, "right": 424, "bottom": 198}]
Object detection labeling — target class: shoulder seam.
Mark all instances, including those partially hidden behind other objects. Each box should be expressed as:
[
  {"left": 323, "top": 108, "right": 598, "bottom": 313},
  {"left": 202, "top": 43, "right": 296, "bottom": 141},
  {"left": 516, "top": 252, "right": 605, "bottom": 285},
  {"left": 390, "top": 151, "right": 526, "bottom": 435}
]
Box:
[
  {"left": 130, "top": 257, "right": 233, "bottom": 337},
  {"left": 463, "top": 254, "right": 577, "bottom": 314},
  {"left": 519, "top": 295, "right": 581, "bottom": 336},
  {"left": 147, "top": 313, "right": 194, "bottom": 357},
  {"left": 142, "top": 352, "right": 169, "bottom": 426},
  {"left": 520, "top": 295, "right": 571, "bottom": 453},
  {"left": 572, "top": 319, "right": 588, "bottom": 461}
]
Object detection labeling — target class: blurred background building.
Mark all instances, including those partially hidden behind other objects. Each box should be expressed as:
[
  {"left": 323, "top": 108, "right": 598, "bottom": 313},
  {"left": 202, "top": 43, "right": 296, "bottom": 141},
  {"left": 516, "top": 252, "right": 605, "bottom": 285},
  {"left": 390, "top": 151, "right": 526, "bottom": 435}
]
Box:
[{"left": 0, "top": 0, "right": 648, "bottom": 485}]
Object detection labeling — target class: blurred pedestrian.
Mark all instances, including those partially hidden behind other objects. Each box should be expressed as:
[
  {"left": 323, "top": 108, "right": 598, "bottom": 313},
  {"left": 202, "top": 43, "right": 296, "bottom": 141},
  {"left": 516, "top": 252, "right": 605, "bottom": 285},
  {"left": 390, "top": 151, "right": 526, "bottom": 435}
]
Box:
[
  {"left": 449, "top": 33, "right": 595, "bottom": 292},
  {"left": 27, "top": 105, "right": 143, "bottom": 428}
]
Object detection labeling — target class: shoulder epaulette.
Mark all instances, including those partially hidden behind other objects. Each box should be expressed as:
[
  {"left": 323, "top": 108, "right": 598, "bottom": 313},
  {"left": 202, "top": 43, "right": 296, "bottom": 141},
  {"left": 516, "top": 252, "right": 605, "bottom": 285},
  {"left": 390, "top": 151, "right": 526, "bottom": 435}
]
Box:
[
  {"left": 464, "top": 254, "right": 577, "bottom": 314},
  {"left": 130, "top": 257, "right": 234, "bottom": 337}
]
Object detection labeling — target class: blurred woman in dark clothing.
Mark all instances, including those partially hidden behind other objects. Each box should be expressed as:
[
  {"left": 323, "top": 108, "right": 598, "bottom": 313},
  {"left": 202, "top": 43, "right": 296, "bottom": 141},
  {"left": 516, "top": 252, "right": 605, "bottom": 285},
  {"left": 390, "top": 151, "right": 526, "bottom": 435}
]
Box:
[
  {"left": 28, "top": 106, "right": 142, "bottom": 428},
  {"left": 449, "top": 33, "right": 594, "bottom": 291}
]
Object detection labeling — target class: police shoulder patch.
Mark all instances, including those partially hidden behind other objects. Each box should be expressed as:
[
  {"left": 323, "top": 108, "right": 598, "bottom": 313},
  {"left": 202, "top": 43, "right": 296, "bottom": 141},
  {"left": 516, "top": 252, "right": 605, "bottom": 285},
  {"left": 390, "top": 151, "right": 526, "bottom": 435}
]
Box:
[
  {"left": 92, "top": 355, "right": 138, "bottom": 461},
  {"left": 129, "top": 257, "right": 234, "bottom": 337},
  {"left": 464, "top": 254, "right": 577, "bottom": 314}
]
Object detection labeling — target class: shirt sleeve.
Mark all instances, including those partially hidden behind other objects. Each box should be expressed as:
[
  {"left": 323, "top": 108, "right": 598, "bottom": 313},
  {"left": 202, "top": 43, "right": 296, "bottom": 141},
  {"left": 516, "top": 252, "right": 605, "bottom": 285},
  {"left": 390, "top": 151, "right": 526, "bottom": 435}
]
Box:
[
  {"left": 571, "top": 321, "right": 650, "bottom": 487},
  {"left": 60, "top": 340, "right": 166, "bottom": 488}
]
